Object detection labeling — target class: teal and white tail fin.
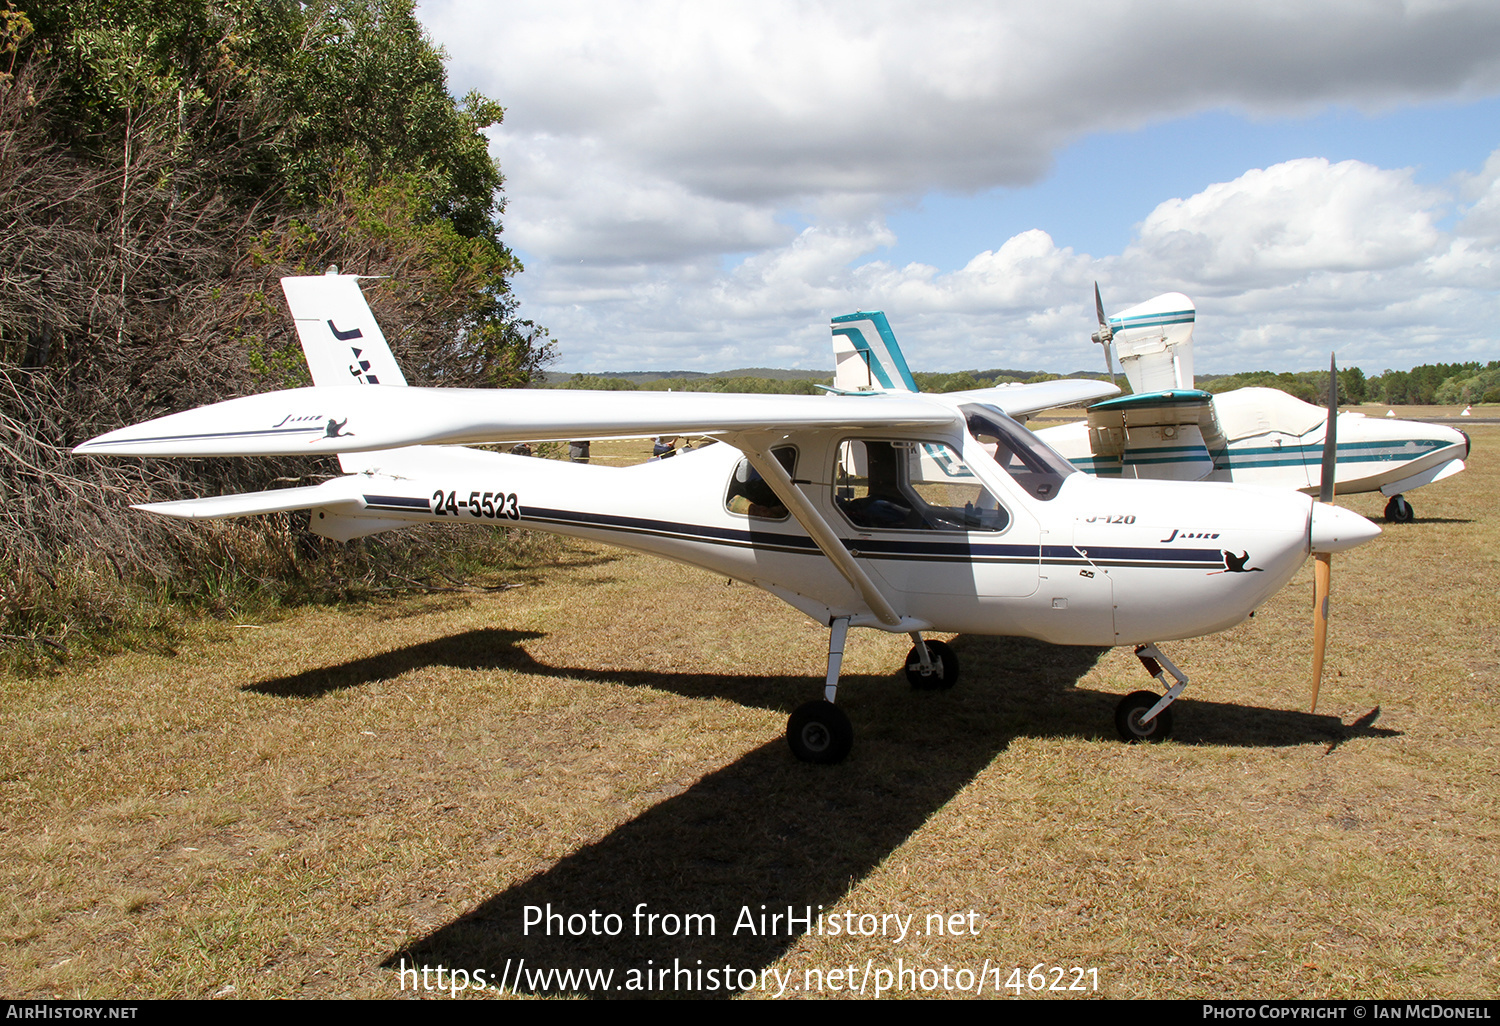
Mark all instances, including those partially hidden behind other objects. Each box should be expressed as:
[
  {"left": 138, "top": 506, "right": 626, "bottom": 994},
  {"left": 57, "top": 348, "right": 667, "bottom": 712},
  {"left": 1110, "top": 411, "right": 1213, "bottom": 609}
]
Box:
[
  {"left": 1106, "top": 293, "right": 1196, "bottom": 394},
  {"left": 281, "top": 271, "right": 408, "bottom": 389},
  {"left": 830, "top": 311, "right": 918, "bottom": 393},
  {"left": 280, "top": 271, "right": 407, "bottom": 473}
]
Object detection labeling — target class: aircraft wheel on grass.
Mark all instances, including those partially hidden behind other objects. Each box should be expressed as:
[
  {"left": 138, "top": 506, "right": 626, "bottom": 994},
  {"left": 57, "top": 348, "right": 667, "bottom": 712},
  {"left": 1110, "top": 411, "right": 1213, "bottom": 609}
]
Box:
[
  {"left": 905, "top": 639, "right": 959, "bottom": 690},
  {"left": 1384, "top": 495, "right": 1415, "bottom": 523},
  {"left": 787, "top": 701, "right": 853, "bottom": 764},
  {"left": 1115, "top": 690, "right": 1172, "bottom": 743}
]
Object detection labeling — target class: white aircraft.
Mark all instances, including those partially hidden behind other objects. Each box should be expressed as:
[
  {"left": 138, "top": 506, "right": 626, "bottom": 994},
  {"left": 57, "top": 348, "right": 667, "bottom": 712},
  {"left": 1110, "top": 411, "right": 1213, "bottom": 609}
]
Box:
[
  {"left": 830, "top": 296, "right": 1470, "bottom": 523},
  {"left": 74, "top": 274, "right": 1381, "bottom": 763}
]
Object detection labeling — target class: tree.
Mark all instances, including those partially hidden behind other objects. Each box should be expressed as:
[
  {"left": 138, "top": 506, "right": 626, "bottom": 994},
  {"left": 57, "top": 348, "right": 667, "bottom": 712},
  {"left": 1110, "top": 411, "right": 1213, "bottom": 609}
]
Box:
[
  {"left": 1338, "top": 366, "right": 1367, "bottom": 404},
  {"left": 1, "top": 1, "right": 551, "bottom": 653}
]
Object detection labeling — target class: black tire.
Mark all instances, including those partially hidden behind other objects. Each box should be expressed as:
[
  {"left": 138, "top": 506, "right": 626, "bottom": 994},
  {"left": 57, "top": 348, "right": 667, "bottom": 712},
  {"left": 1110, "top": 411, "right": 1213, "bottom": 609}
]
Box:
[
  {"left": 787, "top": 701, "right": 853, "bottom": 764},
  {"left": 1115, "top": 690, "right": 1172, "bottom": 743},
  {"left": 1384, "top": 495, "right": 1415, "bottom": 523},
  {"left": 905, "top": 639, "right": 960, "bottom": 690}
]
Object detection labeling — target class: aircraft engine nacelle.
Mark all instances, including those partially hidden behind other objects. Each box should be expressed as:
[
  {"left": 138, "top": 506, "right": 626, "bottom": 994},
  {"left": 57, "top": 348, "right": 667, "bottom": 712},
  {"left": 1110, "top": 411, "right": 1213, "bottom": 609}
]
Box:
[
  {"left": 1110, "top": 292, "right": 1196, "bottom": 394},
  {"left": 1084, "top": 390, "right": 1225, "bottom": 481}
]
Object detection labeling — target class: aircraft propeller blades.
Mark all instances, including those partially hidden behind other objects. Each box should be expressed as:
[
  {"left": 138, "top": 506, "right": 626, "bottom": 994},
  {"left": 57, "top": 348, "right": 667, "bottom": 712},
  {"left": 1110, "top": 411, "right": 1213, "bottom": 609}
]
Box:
[
  {"left": 1310, "top": 353, "right": 1339, "bottom": 713},
  {"left": 1090, "top": 282, "right": 1117, "bottom": 386}
]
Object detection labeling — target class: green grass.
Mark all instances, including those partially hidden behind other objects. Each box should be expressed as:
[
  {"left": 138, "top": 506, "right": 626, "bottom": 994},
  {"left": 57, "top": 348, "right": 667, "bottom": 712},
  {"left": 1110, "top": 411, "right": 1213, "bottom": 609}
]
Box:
[{"left": 1, "top": 430, "right": 1496, "bottom": 999}]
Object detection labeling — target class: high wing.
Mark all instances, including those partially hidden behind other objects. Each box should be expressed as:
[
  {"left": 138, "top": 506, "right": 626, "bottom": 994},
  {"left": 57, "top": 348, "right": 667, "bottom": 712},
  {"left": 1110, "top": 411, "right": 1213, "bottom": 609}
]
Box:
[
  {"left": 72, "top": 381, "right": 1103, "bottom": 459},
  {"left": 74, "top": 378, "right": 1113, "bottom": 634},
  {"left": 938, "top": 379, "right": 1119, "bottom": 417}
]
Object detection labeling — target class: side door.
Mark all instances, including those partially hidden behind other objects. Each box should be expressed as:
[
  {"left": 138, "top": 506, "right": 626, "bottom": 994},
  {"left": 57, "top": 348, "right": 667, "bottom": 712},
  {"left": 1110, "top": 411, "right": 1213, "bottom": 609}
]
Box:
[{"left": 829, "top": 438, "right": 1041, "bottom": 600}]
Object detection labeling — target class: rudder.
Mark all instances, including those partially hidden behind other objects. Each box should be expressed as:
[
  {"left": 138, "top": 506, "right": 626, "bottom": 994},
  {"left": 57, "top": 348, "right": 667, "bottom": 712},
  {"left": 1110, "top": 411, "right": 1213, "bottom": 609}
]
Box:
[{"left": 281, "top": 273, "right": 408, "bottom": 389}]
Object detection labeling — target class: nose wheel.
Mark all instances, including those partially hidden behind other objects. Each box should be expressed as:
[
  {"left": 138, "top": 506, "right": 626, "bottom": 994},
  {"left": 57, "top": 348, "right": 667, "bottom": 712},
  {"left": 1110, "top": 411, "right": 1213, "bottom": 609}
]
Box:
[
  {"left": 1115, "top": 690, "right": 1173, "bottom": 742},
  {"left": 1113, "top": 643, "right": 1188, "bottom": 743},
  {"left": 1384, "top": 494, "right": 1415, "bottom": 523}
]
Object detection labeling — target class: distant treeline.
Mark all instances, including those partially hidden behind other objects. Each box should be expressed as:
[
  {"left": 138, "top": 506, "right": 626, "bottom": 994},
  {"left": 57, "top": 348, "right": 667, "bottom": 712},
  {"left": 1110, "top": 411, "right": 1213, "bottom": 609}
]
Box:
[
  {"left": 1199, "top": 361, "right": 1500, "bottom": 406},
  {"left": 558, "top": 374, "right": 831, "bottom": 395},
  {"left": 553, "top": 362, "right": 1499, "bottom": 404},
  {"left": 551, "top": 368, "right": 1084, "bottom": 395}
]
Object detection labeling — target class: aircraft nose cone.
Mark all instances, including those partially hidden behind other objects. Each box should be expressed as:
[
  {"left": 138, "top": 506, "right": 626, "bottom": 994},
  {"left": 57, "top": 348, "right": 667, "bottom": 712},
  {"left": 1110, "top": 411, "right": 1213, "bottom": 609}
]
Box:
[{"left": 1309, "top": 502, "right": 1381, "bottom": 553}]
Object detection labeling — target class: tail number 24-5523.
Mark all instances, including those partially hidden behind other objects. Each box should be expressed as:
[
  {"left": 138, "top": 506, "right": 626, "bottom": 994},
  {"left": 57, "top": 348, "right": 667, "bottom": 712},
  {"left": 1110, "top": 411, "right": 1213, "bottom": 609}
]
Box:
[{"left": 431, "top": 489, "right": 520, "bottom": 520}]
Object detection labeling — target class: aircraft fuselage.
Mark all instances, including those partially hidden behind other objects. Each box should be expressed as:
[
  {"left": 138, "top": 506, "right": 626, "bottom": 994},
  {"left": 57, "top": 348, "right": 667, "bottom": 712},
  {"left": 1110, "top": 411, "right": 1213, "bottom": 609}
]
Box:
[{"left": 309, "top": 424, "right": 1321, "bottom": 649}]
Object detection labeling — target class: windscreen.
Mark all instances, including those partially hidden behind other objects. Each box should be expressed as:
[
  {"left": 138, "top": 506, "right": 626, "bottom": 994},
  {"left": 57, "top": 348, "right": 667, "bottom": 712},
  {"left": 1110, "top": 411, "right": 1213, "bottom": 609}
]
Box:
[{"left": 961, "top": 404, "right": 1077, "bottom": 500}]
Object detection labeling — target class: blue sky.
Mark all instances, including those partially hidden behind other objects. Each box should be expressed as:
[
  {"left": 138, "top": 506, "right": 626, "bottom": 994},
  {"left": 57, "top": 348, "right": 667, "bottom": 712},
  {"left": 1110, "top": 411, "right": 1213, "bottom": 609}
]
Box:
[
  {"left": 421, "top": 2, "right": 1500, "bottom": 376},
  {"left": 884, "top": 97, "right": 1500, "bottom": 267}
]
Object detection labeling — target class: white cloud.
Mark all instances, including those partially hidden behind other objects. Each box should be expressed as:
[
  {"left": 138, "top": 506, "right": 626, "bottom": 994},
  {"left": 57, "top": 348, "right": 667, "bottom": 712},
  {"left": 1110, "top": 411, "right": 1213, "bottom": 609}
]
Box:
[
  {"left": 519, "top": 154, "right": 1500, "bottom": 373},
  {"left": 1126, "top": 159, "right": 1446, "bottom": 285},
  {"left": 1106, "top": 159, "right": 1497, "bottom": 370},
  {"left": 441, "top": 0, "right": 1500, "bottom": 199},
  {"left": 1455, "top": 148, "right": 1500, "bottom": 245},
  {"left": 415, "top": 2, "right": 1500, "bottom": 373}
]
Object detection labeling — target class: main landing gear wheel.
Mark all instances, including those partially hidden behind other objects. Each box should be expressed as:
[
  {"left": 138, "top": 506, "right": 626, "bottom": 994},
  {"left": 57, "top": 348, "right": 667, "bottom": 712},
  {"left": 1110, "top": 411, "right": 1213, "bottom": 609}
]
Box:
[
  {"left": 787, "top": 700, "right": 853, "bottom": 764},
  {"left": 905, "top": 639, "right": 960, "bottom": 690},
  {"left": 1115, "top": 690, "right": 1172, "bottom": 743},
  {"left": 1384, "top": 495, "right": 1415, "bottom": 523}
]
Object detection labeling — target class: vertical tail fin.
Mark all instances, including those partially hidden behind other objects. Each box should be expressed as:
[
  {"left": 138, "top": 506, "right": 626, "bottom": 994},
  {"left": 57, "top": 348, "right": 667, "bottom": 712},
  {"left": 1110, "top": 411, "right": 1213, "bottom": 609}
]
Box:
[
  {"left": 830, "top": 311, "right": 918, "bottom": 393},
  {"left": 280, "top": 272, "right": 407, "bottom": 474},
  {"left": 280, "top": 273, "right": 408, "bottom": 389}
]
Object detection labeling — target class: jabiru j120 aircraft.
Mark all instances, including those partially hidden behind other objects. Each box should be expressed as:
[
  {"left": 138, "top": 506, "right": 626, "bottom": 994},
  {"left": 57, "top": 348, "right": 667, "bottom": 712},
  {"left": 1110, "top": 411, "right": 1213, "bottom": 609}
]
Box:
[
  {"left": 74, "top": 273, "right": 1381, "bottom": 763},
  {"left": 830, "top": 291, "right": 1469, "bottom": 523}
]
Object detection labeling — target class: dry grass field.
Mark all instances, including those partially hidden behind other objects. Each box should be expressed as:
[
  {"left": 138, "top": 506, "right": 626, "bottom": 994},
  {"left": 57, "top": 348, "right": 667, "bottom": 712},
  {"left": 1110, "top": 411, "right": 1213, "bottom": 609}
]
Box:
[{"left": 3, "top": 431, "right": 1497, "bottom": 1000}]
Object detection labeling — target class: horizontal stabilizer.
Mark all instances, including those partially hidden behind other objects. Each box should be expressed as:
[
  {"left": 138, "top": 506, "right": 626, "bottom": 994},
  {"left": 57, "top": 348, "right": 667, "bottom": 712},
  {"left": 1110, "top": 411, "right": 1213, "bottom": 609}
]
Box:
[
  {"left": 941, "top": 379, "right": 1119, "bottom": 418},
  {"left": 134, "top": 479, "right": 366, "bottom": 519}
]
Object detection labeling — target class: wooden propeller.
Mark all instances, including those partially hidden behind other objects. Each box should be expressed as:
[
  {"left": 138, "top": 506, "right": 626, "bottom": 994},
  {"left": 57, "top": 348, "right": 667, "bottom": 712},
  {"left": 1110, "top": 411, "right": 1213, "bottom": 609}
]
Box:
[{"left": 1310, "top": 354, "right": 1339, "bottom": 713}]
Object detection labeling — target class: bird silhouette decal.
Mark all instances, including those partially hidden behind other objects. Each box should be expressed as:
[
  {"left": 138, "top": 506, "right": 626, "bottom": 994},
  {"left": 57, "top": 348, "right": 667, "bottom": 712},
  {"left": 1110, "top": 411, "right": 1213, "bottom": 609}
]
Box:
[
  {"left": 1219, "top": 550, "right": 1263, "bottom": 574},
  {"left": 314, "top": 418, "right": 353, "bottom": 441}
]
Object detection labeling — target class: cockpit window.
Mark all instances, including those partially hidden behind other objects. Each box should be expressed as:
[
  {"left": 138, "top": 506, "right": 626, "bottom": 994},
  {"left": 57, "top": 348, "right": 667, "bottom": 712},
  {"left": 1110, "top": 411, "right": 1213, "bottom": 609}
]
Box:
[
  {"left": 962, "top": 403, "right": 1076, "bottom": 500},
  {"left": 835, "top": 439, "right": 1009, "bottom": 532},
  {"left": 725, "top": 446, "right": 797, "bottom": 520}
]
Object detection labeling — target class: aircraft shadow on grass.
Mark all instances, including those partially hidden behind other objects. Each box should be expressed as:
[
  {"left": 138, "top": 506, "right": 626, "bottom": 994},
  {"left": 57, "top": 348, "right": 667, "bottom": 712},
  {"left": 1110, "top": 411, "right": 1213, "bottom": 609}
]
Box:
[
  {"left": 248, "top": 626, "right": 1400, "bottom": 747},
  {"left": 241, "top": 628, "right": 1398, "bottom": 998},
  {"left": 243, "top": 628, "right": 548, "bottom": 698},
  {"left": 379, "top": 636, "right": 1105, "bottom": 999}
]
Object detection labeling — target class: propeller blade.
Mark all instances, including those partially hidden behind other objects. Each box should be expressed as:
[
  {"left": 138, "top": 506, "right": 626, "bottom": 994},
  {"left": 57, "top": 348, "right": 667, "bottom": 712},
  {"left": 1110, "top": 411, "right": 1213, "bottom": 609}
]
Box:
[
  {"left": 1312, "top": 352, "right": 1339, "bottom": 711},
  {"left": 1320, "top": 353, "right": 1338, "bottom": 504},
  {"left": 1310, "top": 551, "right": 1331, "bottom": 712},
  {"left": 1091, "top": 282, "right": 1116, "bottom": 385}
]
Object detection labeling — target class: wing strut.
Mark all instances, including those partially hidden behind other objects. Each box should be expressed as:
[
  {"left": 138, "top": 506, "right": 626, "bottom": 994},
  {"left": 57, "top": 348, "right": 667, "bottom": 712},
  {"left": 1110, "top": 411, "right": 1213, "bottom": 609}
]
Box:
[{"left": 734, "top": 433, "right": 903, "bottom": 628}]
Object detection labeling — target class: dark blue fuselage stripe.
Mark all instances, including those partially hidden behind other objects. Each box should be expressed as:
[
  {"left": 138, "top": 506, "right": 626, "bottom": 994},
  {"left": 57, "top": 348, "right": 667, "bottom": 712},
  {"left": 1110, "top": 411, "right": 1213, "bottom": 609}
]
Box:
[
  {"left": 521, "top": 506, "right": 1225, "bottom": 570},
  {"left": 362, "top": 499, "right": 1229, "bottom": 570},
  {"left": 363, "top": 494, "right": 429, "bottom": 512},
  {"left": 1075, "top": 438, "right": 1453, "bottom": 472}
]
